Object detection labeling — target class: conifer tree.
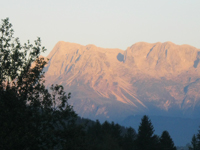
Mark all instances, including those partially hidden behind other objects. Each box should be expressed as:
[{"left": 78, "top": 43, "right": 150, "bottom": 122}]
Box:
[
  {"left": 160, "top": 130, "right": 176, "bottom": 150},
  {"left": 189, "top": 134, "right": 198, "bottom": 150},
  {"left": 123, "top": 127, "right": 137, "bottom": 150},
  {"left": 136, "top": 115, "right": 157, "bottom": 150}
]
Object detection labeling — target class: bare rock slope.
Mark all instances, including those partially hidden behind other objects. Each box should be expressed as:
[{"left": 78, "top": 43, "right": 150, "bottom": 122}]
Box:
[{"left": 44, "top": 41, "right": 200, "bottom": 121}]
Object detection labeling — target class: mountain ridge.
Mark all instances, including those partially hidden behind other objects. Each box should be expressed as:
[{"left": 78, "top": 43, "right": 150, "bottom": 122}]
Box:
[
  {"left": 42, "top": 42, "right": 200, "bottom": 146},
  {"left": 43, "top": 41, "right": 200, "bottom": 121}
]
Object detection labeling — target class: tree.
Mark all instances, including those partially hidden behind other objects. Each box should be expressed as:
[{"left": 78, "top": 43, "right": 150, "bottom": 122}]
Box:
[
  {"left": 189, "top": 134, "right": 198, "bottom": 150},
  {"left": 160, "top": 130, "right": 176, "bottom": 150},
  {"left": 136, "top": 115, "right": 158, "bottom": 150},
  {"left": 122, "top": 127, "right": 137, "bottom": 150},
  {"left": 0, "top": 18, "right": 78, "bottom": 149}
]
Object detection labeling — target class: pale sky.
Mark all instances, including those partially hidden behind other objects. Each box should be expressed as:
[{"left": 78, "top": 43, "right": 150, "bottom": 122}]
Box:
[{"left": 1, "top": 0, "right": 200, "bottom": 56}]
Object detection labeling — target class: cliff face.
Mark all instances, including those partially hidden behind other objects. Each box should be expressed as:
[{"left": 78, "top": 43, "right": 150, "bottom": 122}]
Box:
[{"left": 44, "top": 41, "right": 200, "bottom": 121}]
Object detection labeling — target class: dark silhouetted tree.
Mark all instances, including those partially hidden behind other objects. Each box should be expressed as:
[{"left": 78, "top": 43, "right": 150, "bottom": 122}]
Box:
[
  {"left": 136, "top": 115, "right": 158, "bottom": 150},
  {"left": 122, "top": 127, "right": 137, "bottom": 150},
  {"left": 189, "top": 134, "right": 199, "bottom": 150},
  {"left": 0, "top": 18, "right": 80, "bottom": 150},
  {"left": 160, "top": 130, "right": 176, "bottom": 150}
]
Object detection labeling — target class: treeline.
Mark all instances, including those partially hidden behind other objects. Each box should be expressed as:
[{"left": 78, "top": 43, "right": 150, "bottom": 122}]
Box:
[
  {"left": 0, "top": 18, "right": 183, "bottom": 150},
  {"left": 77, "top": 115, "right": 177, "bottom": 150},
  {"left": 188, "top": 131, "right": 200, "bottom": 150},
  {"left": 177, "top": 131, "right": 200, "bottom": 150}
]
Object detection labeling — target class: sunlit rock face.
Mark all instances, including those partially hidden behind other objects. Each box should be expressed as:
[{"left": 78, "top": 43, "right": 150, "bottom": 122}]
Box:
[{"left": 44, "top": 41, "right": 200, "bottom": 121}]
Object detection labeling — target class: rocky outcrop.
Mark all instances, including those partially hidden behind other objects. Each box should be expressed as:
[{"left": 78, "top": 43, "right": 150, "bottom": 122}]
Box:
[{"left": 44, "top": 41, "right": 200, "bottom": 121}]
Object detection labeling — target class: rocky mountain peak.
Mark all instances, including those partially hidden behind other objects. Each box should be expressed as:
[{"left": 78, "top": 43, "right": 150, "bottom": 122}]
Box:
[{"left": 44, "top": 41, "right": 200, "bottom": 121}]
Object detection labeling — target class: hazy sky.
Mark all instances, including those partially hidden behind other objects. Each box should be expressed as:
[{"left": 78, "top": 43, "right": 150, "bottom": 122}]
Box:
[{"left": 1, "top": 0, "right": 200, "bottom": 56}]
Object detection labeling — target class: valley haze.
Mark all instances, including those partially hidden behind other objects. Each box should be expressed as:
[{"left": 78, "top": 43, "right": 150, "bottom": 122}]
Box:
[{"left": 43, "top": 41, "right": 200, "bottom": 146}]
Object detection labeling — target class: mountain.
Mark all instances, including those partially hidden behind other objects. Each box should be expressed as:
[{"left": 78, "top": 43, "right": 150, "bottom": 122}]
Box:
[
  {"left": 43, "top": 41, "right": 200, "bottom": 145},
  {"left": 44, "top": 41, "right": 200, "bottom": 119}
]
